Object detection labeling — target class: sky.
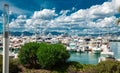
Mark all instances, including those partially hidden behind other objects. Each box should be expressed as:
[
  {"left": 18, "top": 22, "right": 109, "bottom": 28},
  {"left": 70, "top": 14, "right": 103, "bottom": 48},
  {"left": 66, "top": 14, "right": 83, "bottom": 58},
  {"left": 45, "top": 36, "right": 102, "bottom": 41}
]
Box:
[{"left": 0, "top": 0, "right": 120, "bottom": 35}]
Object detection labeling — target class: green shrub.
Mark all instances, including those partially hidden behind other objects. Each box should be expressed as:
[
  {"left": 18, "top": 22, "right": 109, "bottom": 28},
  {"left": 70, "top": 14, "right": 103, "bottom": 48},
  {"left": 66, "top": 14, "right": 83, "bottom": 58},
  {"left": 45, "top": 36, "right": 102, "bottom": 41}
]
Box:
[
  {"left": 67, "top": 61, "right": 83, "bottom": 72},
  {"left": 82, "top": 64, "right": 95, "bottom": 73},
  {"left": 0, "top": 55, "right": 20, "bottom": 73},
  {"left": 9, "top": 59, "right": 21, "bottom": 73},
  {"left": 37, "top": 43, "right": 70, "bottom": 69},
  {"left": 94, "top": 60, "right": 120, "bottom": 73},
  {"left": 18, "top": 42, "right": 40, "bottom": 68},
  {"left": 68, "top": 61, "right": 83, "bottom": 70}
]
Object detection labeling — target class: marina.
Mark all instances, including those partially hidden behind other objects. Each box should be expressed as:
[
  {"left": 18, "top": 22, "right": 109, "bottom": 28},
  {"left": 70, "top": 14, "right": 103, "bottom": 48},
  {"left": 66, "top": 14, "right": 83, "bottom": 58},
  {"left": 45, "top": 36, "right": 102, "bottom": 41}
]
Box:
[
  {"left": 69, "top": 42, "right": 120, "bottom": 64},
  {"left": 0, "top": 34, "right": 119, "bottom": 64},
  {"left": 0, "top": 0, "right": 120, "bottom": 73}
]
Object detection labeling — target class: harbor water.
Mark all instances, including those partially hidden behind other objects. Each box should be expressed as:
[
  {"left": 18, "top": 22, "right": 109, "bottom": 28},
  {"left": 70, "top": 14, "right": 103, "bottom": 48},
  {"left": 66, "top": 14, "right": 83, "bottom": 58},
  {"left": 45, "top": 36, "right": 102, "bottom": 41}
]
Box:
[
  {"left": 0, "top": 42, "right": 120, "bottom": 65},
  {"left": 68, "top": 42, "right": 120, "bottom": 64}
]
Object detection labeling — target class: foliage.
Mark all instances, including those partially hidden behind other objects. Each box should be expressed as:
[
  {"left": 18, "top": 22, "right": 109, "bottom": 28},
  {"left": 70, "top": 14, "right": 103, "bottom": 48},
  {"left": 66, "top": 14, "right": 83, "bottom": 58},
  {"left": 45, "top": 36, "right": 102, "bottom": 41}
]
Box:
[
  {"left": 18, "top": 42, "right": 70, "bottom": 69},
  {"left": 82, "top": 64, "right": 95, "bottom": 72},
  {"left": 49, "top": 61, "right": 83, "bottom": 73},
  {"left": 93, "top": 60, "right": 120, "bottom": 73},
  {"left": 9, "top": 59, "right": 21, "bottom": 73},
  {"left": 67, "top": 61, "right": 83, "bottom": 73},
  {"left": 37, "top": 43, "right": 70, "bottom": 69},
  {"left": 18, "top": 42, "right": 40, "bottom": 68},
  {"left": 17, "top": 42, "right": 120, "bottom": 73},
  {"left": 81, "top": 60, "right": 120, "bottom": 73},
  {"left": 0, "top": 55, "right": 20, "bottom": 73}
]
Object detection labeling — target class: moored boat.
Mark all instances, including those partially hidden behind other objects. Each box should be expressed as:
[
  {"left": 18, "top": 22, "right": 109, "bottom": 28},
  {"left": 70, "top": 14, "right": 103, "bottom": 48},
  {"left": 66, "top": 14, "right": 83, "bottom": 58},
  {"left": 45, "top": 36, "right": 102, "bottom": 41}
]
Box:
[{"left": 98, "top": 51, "right": 115, "bottom": 63}]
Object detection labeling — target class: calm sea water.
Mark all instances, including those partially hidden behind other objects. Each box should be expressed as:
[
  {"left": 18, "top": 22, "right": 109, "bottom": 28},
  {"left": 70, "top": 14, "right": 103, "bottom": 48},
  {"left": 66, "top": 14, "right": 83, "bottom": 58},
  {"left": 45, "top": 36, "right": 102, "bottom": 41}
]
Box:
[
  {"left": 0, "top": 42, "right": 120, "bottom": 64},
  {"left": 68, "top": 42, "right": 120, "bottom": 64}
]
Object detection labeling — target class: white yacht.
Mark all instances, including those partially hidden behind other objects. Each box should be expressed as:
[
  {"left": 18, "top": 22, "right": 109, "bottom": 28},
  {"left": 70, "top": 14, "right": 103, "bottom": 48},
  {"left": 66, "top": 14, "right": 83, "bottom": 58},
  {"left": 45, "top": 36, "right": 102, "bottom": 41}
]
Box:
[
  {"left": 76, "top": 39, "right": 85, "bottom": 52},
  {"left": 76, "top": 45, "right": 85, "bottom": 52},
  {"left": 92, "top": 47, "right": 101, "bottom": 54},
  {"left": 89, "top": 39, "right": 102, "bottom": 54},
  {"left": 98, "top": 51, "right": 115, "bottom": 62},
  {"left": 68, "top": 42, "right": 77, "bottom": 51}
]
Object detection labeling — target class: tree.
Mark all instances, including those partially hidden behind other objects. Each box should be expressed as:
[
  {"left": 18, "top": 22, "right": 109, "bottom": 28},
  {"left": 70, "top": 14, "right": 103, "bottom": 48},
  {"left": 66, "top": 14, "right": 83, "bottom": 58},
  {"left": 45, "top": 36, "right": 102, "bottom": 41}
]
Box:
[
  {"left": 18, "top": 42, "right": 40, "bottom": 68},
  {"left": 37, "top": 43, "right": 70, "bottom": 69}
]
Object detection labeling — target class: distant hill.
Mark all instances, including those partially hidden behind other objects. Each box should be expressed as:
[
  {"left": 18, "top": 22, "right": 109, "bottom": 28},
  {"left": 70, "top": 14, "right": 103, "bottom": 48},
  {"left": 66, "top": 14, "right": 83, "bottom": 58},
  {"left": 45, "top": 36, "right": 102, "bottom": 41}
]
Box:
[
  {"left": 9, "top": 31, "right": 33, "bottom": 36},
  {"left": 0, "top": 31, "right": 120, "bottom": 36}
]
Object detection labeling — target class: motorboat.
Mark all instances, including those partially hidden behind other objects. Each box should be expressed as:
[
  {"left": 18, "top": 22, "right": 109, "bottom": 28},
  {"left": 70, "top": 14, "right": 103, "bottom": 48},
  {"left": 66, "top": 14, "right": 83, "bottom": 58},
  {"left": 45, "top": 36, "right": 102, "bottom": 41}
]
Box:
[
  {"left": 69, "top": 42, "right": 77, "bottom": 51},
  {"left": 92, "top": 47, "right": 101, "bottom": 54},
  {"left": 76, "top": 46, "right": 85, "bottom": 52},
  {"left": 98, "top": 51, "right": 115, "bottom": 63}
]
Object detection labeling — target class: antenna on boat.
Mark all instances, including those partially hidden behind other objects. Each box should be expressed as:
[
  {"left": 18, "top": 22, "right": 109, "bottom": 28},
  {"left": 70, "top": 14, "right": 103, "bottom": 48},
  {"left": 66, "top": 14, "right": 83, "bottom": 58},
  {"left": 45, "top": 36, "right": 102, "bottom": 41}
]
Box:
[
  {"left": 3, "top": 3, "right": 9, "bottom": 73},
  {"left": 98, "top": 28, "right": 100, "bottom": 37}
]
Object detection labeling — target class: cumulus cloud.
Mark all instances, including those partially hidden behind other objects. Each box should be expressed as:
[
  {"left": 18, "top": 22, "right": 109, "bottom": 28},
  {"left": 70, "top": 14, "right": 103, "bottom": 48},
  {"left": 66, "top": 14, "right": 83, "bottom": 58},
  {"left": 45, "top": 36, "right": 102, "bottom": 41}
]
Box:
[
  {"left": 9, "top": 15, "right": 27, "bottom": 31},
  {"left": 60, "top": 10, "right": 70, "bottom": 15},
  {"left": 24, "top": 9, "right": 59, "bottom": 32},
  {"left": 8, "top": 0, "right": 120, "bottom": 34},
  {"left": 88, "top": 16, "right": 116, "bottom": 27},
  {"left": 17, "top": 15, "right": 27, "bottom": 19},
  {"left": 32, "top": 9, "right": 58, "bottom": 20},
  {"left": 88, "top": 2, "right": 115, "bottom": 19},
  {"left": 50, "top": 0, "right": 118, "bottom": 30}
]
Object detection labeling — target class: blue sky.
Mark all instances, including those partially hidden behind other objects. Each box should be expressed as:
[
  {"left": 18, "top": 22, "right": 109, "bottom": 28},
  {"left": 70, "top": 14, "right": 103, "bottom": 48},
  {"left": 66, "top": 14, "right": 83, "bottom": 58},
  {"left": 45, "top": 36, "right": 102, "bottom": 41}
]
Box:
[{"left": 0, "top": 0, "right": 120, "bottom": 35}]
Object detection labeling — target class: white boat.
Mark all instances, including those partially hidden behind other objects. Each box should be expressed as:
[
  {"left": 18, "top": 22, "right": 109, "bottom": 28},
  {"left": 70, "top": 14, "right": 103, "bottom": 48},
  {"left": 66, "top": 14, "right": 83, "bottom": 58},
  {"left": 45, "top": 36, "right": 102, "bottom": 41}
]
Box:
[
  {"left": 92, "top": 47, "right": 101, "bottom": 54},
  {"left": 51, "top": 38, "right": 59, "bottom": 44},
  {"left": 98, "top": 51, "right": 115, "bottom": 63},
  {"left": 76, "top": 39, "right": 85, "bottom": 52},
  {"left": 76, "top": 45, "right": 85, "bottom": 52},
  {"left": 0, "top": 51, "right": 17, "bottom": 58},
  {"left": 69, "top": 42, "right": 77, "bottom": 51},
  {"left": 91, "top": 39, "right": 102, "bottom": 54}
]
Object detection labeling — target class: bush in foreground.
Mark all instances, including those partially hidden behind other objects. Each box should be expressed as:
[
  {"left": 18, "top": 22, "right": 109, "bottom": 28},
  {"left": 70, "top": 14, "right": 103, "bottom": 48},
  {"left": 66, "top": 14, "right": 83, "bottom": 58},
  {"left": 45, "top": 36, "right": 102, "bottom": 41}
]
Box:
[
  {"left": 94, "top": 60, "right": 120, "bottom": 73},
  {"left": 0, "top": 55, "right": 20, "bottom": 73},
  {"left": 83, "top": 60, "right": 120, "bottom": 73},
  {"left": 37, "top": 43, "right": 70, "bottom": 69},
  {"left": 67, "top": 61, "right": 83, "bottom": 73},
  {"left": 9, "top": 59, "right": 21, "bottom": 73},
  {"left": 18, "top": 42, "right": 70, "bottom": 69},
  {"left": 18, "top": 42, "right": 40, "bottom": 68}
]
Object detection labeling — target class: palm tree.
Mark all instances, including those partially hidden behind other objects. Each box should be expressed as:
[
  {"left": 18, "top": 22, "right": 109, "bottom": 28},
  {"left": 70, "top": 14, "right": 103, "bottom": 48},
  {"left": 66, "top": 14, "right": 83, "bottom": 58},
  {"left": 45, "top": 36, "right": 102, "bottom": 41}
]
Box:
[{"left": 116, "top": 7, "right": 120, "bottom": 25}]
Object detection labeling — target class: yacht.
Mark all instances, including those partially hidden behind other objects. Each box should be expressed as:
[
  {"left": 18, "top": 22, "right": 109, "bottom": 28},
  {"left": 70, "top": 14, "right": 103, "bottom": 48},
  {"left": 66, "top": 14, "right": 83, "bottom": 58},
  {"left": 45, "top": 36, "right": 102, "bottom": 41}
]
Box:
[
  {"left": 69, "top": 42, "right": 77, "bottom": 51},
  {"left": 76, "top": 39, "right": 85, "bottom": 52},
  {"left": 92, "top": 47, "right": 101, "bottom": 54},
  {"left": 98, "top": 51, "right": 115, "bottom": 62},
  {"left": 76, "top": 45, "right": 85, "bottom": 52}
]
